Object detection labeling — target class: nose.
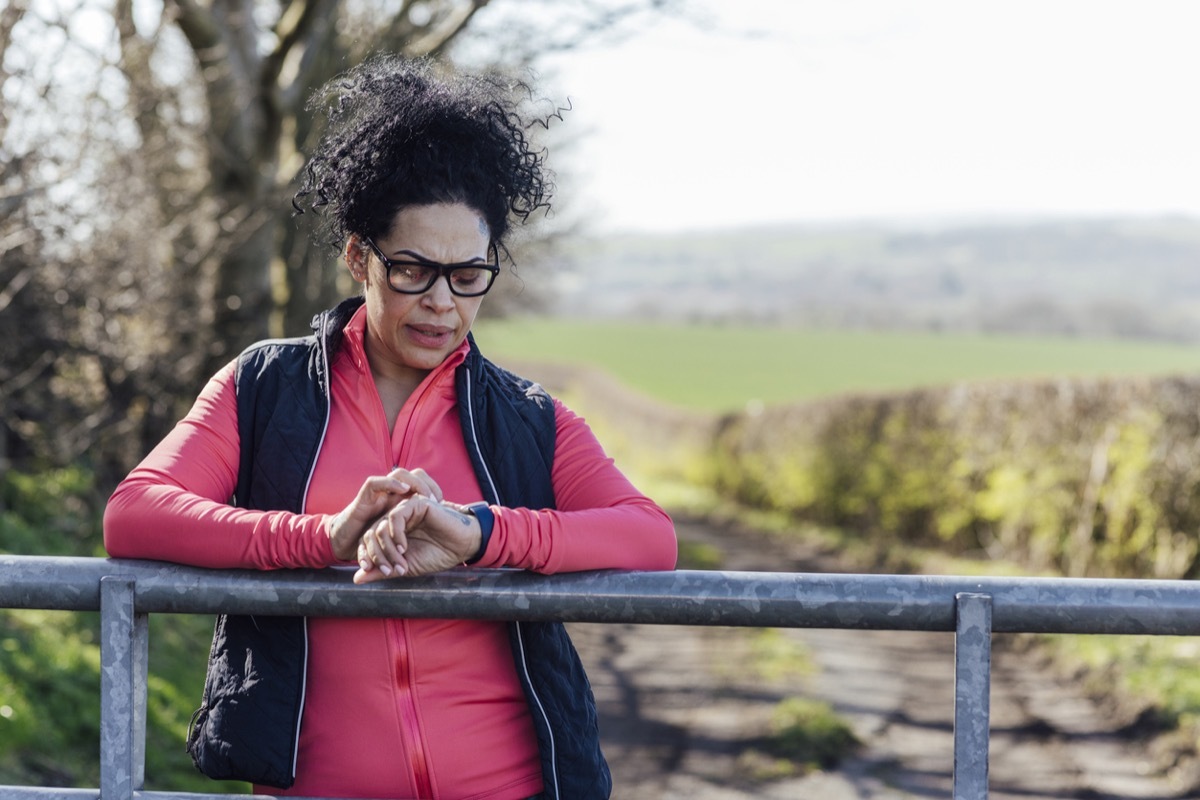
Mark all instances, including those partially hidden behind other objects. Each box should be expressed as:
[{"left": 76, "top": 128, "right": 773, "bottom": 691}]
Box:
[{"left": 421, "top": 273, "right": 457, "bottom": 310}]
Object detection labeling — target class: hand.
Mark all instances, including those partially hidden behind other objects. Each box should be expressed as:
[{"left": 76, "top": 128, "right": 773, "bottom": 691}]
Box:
[
  {"left": 353, "top": 497, "right": 482, "bottom": 584},
  {"left": 327, "top": 468, "right": 443, "bottom": 562}
]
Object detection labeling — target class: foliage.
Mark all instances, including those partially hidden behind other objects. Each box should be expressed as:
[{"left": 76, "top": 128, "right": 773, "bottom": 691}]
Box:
[
  {"left": 0, "top": 609, "right": 103, "bottom": 787},
  {"left": 710, "top": 375, "right": 1200, "bottom": 579},
  {"left": 736, "top": 695, "right": 861, "bottom": 781},
  {"left": 764, "top": 697, "right": 860, "bottom": 770},
  {"left": 1035, "top": 633, "right": 1200, "bottom": 782},
  {"left": 1049, "top": 635, "right": 1200, "bottom": 731},
  {"left": 1, "top": 466, "right": 104, "bottom": 557},
  {"left": 747, "top": 629, "right": 815, "bottom": 683},
  {"left": 0, "top": 0, "right": 683, "bottom": 489},
  {"left": 0, "top": 468, "right": 243, "bottom": 792}
]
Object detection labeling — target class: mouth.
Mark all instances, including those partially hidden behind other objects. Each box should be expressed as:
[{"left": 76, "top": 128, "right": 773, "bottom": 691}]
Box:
[{"left": 406, "top": 324, "right": 455, "bottom": 347}]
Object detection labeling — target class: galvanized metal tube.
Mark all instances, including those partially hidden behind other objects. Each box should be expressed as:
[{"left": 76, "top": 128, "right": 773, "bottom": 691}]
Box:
[
  {"left": 99, "top": 577, "right": 146, "bottom": 800},
  {"left": 5, "top": 555, "right": 1200, "bottom": 635},
  {"left": 953, "top": 592, "right": 993, "bottom": 800},
  {"left": 0, "top": 790, "right": 357, "bottom": 800}
]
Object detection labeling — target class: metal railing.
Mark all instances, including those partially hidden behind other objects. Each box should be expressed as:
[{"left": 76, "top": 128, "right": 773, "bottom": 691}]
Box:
[{"left": 3, "top": 554, "right": 1200, "bottom": 800}]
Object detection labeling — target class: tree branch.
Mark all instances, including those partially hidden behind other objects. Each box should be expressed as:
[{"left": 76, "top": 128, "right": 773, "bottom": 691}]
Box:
[
  {"left": 407, "top": 0, "right": 493, "bottom": 57},
  {"left": 0, "top": 0, "right": 28, "bottom": 139},
  {"left": 263, "top": 0, "right": 338, "bottom": 93},
  {"left": 165, "top": 0, "right": 222, "bottom": 62},
  {"left": 0, "top": 0, "right": 27, "bottom": 64}
]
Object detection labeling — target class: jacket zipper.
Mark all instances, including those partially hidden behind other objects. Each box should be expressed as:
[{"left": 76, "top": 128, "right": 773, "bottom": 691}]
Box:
[
  {"left": 463, "top": 369, "right": 560, "bottom": 800},
  {"left": 392, "top": 619, "right": 434, "bottom": 797},
  {"left": 387, "top": 364, "right": 443, "bottom": 797}
]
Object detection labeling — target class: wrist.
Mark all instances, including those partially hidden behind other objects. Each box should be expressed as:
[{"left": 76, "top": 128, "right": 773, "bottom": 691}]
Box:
[
  {"left": 326, "top": 512, "right": 356, "bottom": 562},
  {"left": 463, "top": 502, "right": 494, "bottom": 564}
]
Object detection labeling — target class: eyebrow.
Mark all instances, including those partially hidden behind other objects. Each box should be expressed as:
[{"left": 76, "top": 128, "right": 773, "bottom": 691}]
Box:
[{"left": 391, "top": 248, "right": 487, "bottom": 265}]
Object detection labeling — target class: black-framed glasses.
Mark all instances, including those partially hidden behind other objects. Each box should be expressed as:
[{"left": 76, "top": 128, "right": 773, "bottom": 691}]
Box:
[{"left": 364, "top": 238, "right": 500, "bottom": 297}]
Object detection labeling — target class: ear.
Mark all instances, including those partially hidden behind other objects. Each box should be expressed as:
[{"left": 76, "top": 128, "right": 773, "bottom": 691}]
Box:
[{"left": 344, "top": 236, "right": 368, "bottom": 283}]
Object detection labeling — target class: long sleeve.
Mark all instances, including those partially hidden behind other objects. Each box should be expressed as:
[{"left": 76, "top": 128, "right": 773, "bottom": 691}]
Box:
[
  {"left": 102, "top": 363, "right": 336, "bottom": 569},
  {"left": 478, "top": 399, "right": 677, "bottom": 574}
]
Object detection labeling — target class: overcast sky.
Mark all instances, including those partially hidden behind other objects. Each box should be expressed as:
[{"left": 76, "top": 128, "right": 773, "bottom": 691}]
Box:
[{"left": 538, "top": 0, "right": 1200, "bottom": 234}]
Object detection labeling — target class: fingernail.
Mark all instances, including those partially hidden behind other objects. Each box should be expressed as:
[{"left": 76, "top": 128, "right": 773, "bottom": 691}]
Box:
[
  {"left": 359, "top": 559, "right": 372, "bottom": 572},
  {"left": 379, "top": 563, "right": 392, "bottom": 576}
]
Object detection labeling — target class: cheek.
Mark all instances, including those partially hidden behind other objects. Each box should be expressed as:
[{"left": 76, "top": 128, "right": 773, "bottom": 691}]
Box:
[
  {"left": 367, "top": 287, "right": 416, "bottom": 325},
  {"left": 457, "top": 298, "right": 484, "bottom": 328}
]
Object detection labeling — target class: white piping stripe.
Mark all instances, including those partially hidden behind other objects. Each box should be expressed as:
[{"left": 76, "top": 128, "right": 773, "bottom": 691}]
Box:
[
  {"left": 515, "top": 621, "right": 560, "bottom": 798},
  {"left": 464, "top": 369, "right": 501, "bottom": 503},
  {"left": 291, "top": 323, "right": 332, "bottom": 781}
]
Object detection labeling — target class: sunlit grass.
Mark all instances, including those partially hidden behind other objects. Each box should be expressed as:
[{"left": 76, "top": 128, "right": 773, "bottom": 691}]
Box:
[{"left": 476, "top": 318, "right": 1200, "bottom": 412}]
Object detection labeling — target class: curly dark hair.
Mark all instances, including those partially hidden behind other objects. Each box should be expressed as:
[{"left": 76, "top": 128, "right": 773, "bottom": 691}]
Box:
[{"left": 293, "top": 55, "right": 554, "bottom": 254}]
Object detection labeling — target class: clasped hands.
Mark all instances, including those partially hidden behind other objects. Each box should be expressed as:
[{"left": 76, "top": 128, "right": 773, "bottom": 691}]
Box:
[{"left": 327, "top": 467, "right": 483, "bottom": 584}]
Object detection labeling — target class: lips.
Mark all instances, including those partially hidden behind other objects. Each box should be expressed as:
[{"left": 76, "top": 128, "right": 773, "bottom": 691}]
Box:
[{"left": 406, "top": 324, "right": 455, "bottom": 347}]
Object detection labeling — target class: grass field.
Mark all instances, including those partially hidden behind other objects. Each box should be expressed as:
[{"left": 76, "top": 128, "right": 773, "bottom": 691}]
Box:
[{"left": 474, "top": 318, "right": 1200, "bottom": 412}]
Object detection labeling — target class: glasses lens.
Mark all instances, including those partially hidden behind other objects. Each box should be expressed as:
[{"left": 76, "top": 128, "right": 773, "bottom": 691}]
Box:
[
  {"left": 387, "top": 263, "right": 438, "bottom": 293},
  {"left": 449, "top": 267, "right": 495, "bottom": 296}
]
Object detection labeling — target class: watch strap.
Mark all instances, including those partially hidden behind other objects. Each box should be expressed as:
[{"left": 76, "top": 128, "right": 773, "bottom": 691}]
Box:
[{"left": 464, "top": 501, "right": 494, "bottom": 564}]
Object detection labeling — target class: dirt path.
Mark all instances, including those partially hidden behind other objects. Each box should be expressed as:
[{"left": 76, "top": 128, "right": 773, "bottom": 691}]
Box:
[{"left": 570, "top": 514, "right": 1194, "bottom": 799}]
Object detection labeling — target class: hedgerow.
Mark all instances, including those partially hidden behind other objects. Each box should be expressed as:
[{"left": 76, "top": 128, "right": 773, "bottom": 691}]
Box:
[{"left": 711, "top": 375, "right": 1200, "bottom": 579}]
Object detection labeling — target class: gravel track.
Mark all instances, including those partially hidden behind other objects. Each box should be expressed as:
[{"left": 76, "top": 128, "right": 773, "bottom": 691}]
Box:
[{"left": 570, "top": 514, "right": 1194, "bottom": 799}]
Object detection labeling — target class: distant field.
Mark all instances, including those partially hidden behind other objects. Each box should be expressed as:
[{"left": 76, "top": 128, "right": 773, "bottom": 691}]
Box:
[{"left": 474, "top": 318, "right": 1200, "bottom": 413}]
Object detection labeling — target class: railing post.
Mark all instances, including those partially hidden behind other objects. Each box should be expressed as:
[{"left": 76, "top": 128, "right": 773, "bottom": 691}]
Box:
[
  {"left": 100, "top": 576, "right": 148, "bottom": 799},
  {"left": 953, "top": 592, "right": 992, "bottom": 800}
]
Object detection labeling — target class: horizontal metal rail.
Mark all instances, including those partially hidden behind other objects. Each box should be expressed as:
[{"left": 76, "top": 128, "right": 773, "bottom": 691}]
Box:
[{"left": 3, "top": 555, "right": 1200, "bottom": 799}]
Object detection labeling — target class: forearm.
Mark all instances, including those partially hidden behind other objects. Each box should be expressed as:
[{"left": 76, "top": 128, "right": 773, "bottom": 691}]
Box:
[
  {"left": 102, "top": 362, "right": 338, "bottom": 570},
  {"left": 104, "top": 473, "right": 337, "bottom": 570},
  {"left": 479, "top": 499, "right": 676, "bottom": 574},
  {"left": 474, "top": 398, "right": 677, "bottom": 573}
]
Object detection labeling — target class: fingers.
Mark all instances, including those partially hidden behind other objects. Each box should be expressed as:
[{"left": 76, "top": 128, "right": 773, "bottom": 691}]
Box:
[
  {"left": 390, "top": 467, "right": 443, "bottom": 503},
  {"left": 367, "top": 511, "right": 409, "bottom": 576},
  {"left": 331, "top": 468, "right": 441, "bottom": 563},
  {"left": 353, "top": 495, "right": 429, "bottom": 584},
  {"left": 352, "top": 496, "right": 476, "bottom": 583},
  {"left": 352, "top": 473, "right": 413, "bottom": 519},
  {"left": 355, "top": 528, "right": 401, "bottom": 584}
]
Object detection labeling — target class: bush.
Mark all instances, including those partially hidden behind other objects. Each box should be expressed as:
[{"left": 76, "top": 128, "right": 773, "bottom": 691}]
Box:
[
  {"left": 0, "top": 468, "right": 245, "bottom": 793},
  {"left": 711, "top": 375, "right": 1200, "bottom": 579}
]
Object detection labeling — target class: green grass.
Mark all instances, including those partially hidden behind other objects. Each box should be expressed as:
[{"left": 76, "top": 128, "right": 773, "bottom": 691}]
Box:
[
  {"left": 0, "top": 468, "right": 247, "bottom": 793},
  {"left": 1047, "top": 634, "right": 1200, "bottom": 729},
  {"left": 474, "top": 319, "right": 1200, "bottom": 412}
]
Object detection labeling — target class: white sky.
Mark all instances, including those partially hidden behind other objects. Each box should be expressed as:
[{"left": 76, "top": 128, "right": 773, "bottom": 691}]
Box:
[{"left": 539, "top": 0, "right": 1200, "bottom": 233}]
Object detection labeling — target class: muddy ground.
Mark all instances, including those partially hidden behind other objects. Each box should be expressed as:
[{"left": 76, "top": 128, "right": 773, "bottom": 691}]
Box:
[{"left": 570, "top": 514, "right": 1198, "bottom": 800}]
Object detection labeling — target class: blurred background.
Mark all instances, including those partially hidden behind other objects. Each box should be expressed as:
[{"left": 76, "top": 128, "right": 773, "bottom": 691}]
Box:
[{"left": 3, "top": 0, "right": 1200, "bottom": 794}]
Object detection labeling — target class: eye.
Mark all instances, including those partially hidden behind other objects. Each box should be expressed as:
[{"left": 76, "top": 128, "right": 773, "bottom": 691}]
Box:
[
  {"left": 397, "top": 263, "right": 433, "bottom": 281},
  {"left": 386, "top": 262, "right": 437, "bottom": 291},
  {"left": 451, "top": 267, "right": 486, "bottom": 288},
  {"left": 395, "top": 265, "right": 418, "bottom": 278}
]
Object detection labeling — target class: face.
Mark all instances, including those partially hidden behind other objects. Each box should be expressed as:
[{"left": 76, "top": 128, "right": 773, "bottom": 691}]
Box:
[{"left": 346, "top": 202, "right": 491, "bottom": 387}]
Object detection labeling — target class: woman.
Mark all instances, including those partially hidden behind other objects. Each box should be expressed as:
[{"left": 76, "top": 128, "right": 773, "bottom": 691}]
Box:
[{"left": 103, "top": 55, "right": 676, "bottom": 800}]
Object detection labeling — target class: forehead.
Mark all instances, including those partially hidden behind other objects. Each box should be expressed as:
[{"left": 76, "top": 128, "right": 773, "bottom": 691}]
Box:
[{"left": 384, "top": 203, "right": 490, "bottom": 261}]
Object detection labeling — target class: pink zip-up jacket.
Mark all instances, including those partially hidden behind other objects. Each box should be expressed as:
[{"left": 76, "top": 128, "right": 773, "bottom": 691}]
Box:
[{"left": 104, "top": 306, "right": 677, "bottom": 799}]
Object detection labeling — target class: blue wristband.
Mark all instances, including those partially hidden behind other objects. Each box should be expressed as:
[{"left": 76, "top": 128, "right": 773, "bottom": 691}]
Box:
[{"left": 464, "top": 501, "right": 494, "bottom": 564}]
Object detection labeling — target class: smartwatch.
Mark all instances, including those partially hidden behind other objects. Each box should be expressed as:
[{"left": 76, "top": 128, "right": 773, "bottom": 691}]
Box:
[{"left": 463, "top": 501, "right": 494, "bottom": 564}]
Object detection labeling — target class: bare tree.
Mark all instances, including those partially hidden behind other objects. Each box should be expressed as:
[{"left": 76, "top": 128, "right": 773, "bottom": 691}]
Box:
[
  {"left": 0, "top": 0, "right": 686, "bottom": 481},
  {"left": 115, "top": 0, "right": 683, "bottom": 368}
]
